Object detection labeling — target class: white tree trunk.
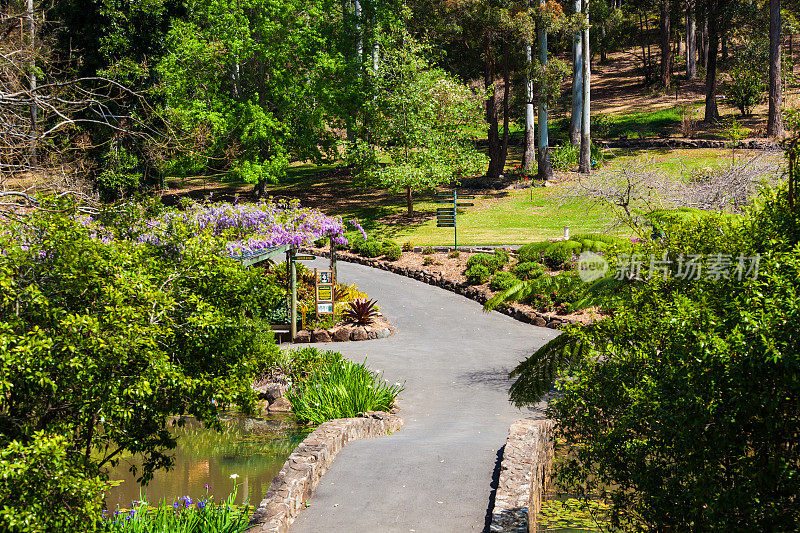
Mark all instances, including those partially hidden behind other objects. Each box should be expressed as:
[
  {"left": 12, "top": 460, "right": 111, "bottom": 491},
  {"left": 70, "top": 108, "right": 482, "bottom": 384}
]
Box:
[
  {"left": 537, "top": 0, "right": 552, "bottom": 180},
  {"left": 28, "top": 0, "right": 37, "bottom": 167},
  {"left": 569, "top": 0, "right": 583, "bottom": 147},
  {"left": 579, "top": 0, "right": 591, "bottom": 173},
  {"left": 687, "top": 2, "right": 696, "bottom": 80}
]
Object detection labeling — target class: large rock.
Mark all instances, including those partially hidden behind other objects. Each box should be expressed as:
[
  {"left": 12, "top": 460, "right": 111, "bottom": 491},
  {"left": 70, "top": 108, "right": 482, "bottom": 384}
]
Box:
[
  {"left": 375, "top": 328, "right": 391, "bottom": 339},
  {"left": 294, "top": 330, "right": 311, "bottom": 343},
  {"left": 350, "top": 326, "right": 368, "bottom": 341},
  {"left": 312, "top": 329, "right": 332, "bottom": 343},
  {"left": 333, "top": 327, "right": 352, "bottom": 342},
  {"left": 533, "top": 317, "right": 547, "bottom": 327},
  {"left": 254, "top": 382, "right": 286, "bottom": 403},
  {"left": 268, "top": 397, "right": 292, "bottom": 413}
]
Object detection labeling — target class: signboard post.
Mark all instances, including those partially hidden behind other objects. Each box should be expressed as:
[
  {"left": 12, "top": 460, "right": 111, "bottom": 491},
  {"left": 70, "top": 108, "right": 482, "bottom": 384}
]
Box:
[
  {"left": 435, "top": 190, "right": 474, "bottom": 251},
  {"left": 286, "top": 248, "right": 297, "bottom": 339},
  {"left": 315, "top": 268, "right": 335, "bottom": 318}
]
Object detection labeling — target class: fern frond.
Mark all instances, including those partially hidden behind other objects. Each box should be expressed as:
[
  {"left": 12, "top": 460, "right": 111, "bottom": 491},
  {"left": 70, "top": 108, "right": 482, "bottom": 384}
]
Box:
[
  {"left": 508, "top": 333, "right": 589, "bottom": 407},
  {"left": 483, "top": 280, "right": 534, "bottom": 311}
]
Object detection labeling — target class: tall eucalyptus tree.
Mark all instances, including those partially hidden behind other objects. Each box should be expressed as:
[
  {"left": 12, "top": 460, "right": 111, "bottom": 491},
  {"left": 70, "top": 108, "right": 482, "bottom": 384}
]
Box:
[
  {"left": 569, "top": 0, "right": 582, "bottom": 147},
  {"left": 578, "top": 0, "right": 590, "bottom": 173},
  {"left": 536, "top": 0, "right": 552, "bottom": 180},
  {"left": 767, "top": 0, "right": 783, "bottom": 137}
]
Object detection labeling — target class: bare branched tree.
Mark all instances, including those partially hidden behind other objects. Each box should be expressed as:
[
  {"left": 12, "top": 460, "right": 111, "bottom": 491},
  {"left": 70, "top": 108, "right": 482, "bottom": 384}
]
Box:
[
  {"left": 557, "top": 154, "right": 783, "bottom": 228},
  {"left": 1, "top": 4, "right": 174, "bottom": 215},
  {"left": 558, "top": 157, "right": 673, "bottom": 219}
]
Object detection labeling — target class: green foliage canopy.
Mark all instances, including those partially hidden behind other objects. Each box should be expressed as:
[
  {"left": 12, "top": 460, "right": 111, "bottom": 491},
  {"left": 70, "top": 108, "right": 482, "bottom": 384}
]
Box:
[
  {"left": 510, "top": 190, "right": 800, "bottom": 530},
  {"left": 0, "top": 202, "right": 281, "bottom": 531}
]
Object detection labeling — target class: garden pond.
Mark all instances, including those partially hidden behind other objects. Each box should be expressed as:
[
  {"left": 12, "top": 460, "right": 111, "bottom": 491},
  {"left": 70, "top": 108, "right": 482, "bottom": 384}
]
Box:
[{"left": 104, "top": 413, "right": 309, "bottom": 510}]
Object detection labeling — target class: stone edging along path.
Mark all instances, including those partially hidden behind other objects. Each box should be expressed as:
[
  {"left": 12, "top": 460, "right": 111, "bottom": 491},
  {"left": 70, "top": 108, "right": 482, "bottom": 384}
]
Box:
[
  {"left": 245, "top": 411, "right": 404, "bottom": 533},
  {"left": 302, "top": 248, "right": 576, "bottom": 332},
  {"left": 292, "top": 316, "right": 394, "bottom": 343},
  {"left": 599, "top": 138, "right": 780, "bottom": 150},
  {"left": 490, "top": 419, "right": 555, "bottom": 533}
]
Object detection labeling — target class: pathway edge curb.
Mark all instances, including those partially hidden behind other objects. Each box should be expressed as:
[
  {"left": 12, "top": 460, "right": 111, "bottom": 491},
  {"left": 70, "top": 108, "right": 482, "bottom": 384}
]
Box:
[
  {"left": 490, "top": 419, "right": 555, "bottom": 533},
  {"left": 245, "top": 411, "right": 404, "bottom": 533}
]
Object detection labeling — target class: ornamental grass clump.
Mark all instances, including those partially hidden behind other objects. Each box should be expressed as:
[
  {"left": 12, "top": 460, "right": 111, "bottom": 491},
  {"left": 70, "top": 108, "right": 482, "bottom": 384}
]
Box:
[{"left": 287, "top": 359, "right": 404, "bottom": 425}]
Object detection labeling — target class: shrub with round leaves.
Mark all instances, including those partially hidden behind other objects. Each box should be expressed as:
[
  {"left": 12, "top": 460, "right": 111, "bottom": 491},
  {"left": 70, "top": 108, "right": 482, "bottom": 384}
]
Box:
[
  {"left": 465, "top": 264, "right": 491, "bottom": 285},
  {"left": 512, "top": 261, "right": 545, "bottom": 280},
  {"left": 489, "top": 271, "right": 520, "bottom": 292}
]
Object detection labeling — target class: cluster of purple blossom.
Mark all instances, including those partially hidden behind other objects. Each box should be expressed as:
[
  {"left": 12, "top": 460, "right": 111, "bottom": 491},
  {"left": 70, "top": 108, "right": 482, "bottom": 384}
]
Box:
[
  {"left": 138, "top": 201, "right": 349, "bottom": 257},
  {"left": 349, "top": 219, "right": 368, "bottom": 241}
]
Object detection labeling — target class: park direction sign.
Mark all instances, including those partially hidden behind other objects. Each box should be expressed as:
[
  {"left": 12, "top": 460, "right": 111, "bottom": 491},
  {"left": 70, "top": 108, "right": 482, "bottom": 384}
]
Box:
[
  {"left": 435, "top": 190, "right": 474, "bottom": 250},
  {"left": 315, "top": 268, "right": 335, "bottom": 316}
]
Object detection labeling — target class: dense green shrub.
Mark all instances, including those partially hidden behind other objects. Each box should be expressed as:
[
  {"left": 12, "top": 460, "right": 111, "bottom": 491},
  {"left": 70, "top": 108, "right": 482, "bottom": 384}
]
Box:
[
  {"left": 0, "top": 433, "right": 106, "bottom": 532},
  {"left": 511, "top": 188, "right": 800, "bottom": 530},
  {"left": 489, "top": 271, "right": 519, "bottom": 292},
  {"left": 466, "top": 252, "right": 506, "bottom": 274},
  {"left": 523, "top": 271, "right": 585, "bottom": 312},
  {"left": 465, "top": 264, "right": 491, "bottom": 285},
  {"left": 516, "top": 241, "right": 552, "bottom": 263},
  {"left": 402, "top": 241, "right": 414, "bottom": 252},
  {"left": 725, "top": 67, "right": 765, "bottom": 116},
  {"left": 286, "top": 354, "right": 403, "bottom": 425},
  {"left": 355, "top": 238, "right": 383, "bottom": 257},
  {"left": 569, "top": 233, "right": 629, "bottom": 252},
  {"left": 283, "top": 347, "right": 343, "bottom": 385},
  {"left": 421, "top": 245, "right": 434, "bottom": 255},
  {"left": 492, "top": 248, "right": 510, "bottom": 268},
  {"left": 383, "top": 244, "right": 402, "bottom": 261},
  {"left": 0, "top": 203, "right": 281, "bottom": 531},
  {"left": 517, "top": 241, "right": 581, "bottom": 270},
  {"left": 466, "top": 253, "right": 496, "bottom": 271},
  {"left": 542, "top": 242, "right": 579, "bottom": 270},
  {"left": 342, "top": 230, "right": 364, "bottom": 250},
  {"left": 512, "top": 261, "right": 545, "bottom": 280}
]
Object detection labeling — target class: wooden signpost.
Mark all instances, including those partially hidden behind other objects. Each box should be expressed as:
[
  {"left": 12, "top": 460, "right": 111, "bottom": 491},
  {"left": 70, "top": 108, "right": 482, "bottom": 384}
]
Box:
[{"left": 435, "top": 190, "right": 474, "bottom": 251}]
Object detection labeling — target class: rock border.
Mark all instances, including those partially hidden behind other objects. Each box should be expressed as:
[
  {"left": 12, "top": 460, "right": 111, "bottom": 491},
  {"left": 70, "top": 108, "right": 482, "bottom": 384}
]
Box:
[
  {"left": 245, "top": 411, "right": 404, "bottom": 533},
  {"left": 293, "top": 317, "right": 394, "bottom": 343},
  {"left": 599, "top": 138, "right": 780, "bottom": 150},
  {"left": 490, "top": 419, "right": 555, "bottom": 533},
  {"left": 303, "top": 248, "right": 575, "bottom": 330}
]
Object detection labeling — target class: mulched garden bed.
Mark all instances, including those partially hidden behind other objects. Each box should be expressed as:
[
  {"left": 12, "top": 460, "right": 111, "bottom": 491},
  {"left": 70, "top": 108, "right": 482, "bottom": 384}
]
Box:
[{"left": 304, "top": 246, "right": 602, "bottom": 331}]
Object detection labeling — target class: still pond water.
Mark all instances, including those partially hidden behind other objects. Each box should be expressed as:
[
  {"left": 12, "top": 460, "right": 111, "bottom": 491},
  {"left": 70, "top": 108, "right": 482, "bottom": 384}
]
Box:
[{"left": 104, "top": 413, "right": 309, "bottom": 510}]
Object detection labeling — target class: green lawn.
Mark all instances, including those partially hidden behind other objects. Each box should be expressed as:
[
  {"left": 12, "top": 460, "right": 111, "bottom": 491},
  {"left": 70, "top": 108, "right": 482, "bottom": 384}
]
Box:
[
  {"left": 167, "top": 147, "right": 779, "bottom": 246},
  {"left": 377, "top": 190, "right": 619, "bottom": 245},
  {"left": 272, "top": 164, "right": 622, "bottom": 245}
]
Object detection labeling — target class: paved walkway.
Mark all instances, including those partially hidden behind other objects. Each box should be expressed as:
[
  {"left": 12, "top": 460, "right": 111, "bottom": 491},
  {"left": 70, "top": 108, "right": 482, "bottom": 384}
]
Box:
[{"left": 290, "top": 259, "right": 558, "bottom": 533}]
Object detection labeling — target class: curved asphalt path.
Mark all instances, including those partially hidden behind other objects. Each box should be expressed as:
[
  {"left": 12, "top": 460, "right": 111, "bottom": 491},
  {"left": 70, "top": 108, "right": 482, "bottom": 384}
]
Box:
[{"left": 290, "top": 258, "right": 559, "bottom": 533}]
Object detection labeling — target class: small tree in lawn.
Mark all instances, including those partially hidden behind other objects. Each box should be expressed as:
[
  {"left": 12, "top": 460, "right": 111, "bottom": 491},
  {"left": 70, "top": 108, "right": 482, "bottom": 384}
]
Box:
[{"left": 352, "top": 31, "right": 486, "bottom": 214}]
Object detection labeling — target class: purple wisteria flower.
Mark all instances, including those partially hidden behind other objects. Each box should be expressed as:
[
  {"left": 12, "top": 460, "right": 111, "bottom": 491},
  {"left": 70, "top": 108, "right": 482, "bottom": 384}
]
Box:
[
  {"left": 349, "top": 219, "right": 367, "bottom": 241},
  {"left": 139, "top": 200, "right": 347, "bottom": 257}
]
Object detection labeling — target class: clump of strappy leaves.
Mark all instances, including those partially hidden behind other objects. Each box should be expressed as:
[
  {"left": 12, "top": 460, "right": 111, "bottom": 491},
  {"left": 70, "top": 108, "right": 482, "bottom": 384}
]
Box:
[{"left": 343, "top": 298, "right": 379, "bottom": 325}]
